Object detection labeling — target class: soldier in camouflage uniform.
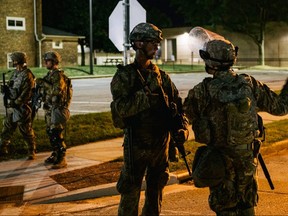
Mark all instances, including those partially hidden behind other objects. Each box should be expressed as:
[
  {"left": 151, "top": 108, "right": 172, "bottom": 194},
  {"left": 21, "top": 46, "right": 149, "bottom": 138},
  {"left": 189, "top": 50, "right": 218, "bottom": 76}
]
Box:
[
  {"left": 110, "top": 23, "right": 189, "bottom": 216},
  {"left": 0, "top": 52, "right": 36, "bottom": 160},
  {"left": 183, "top": 27, "right": 288, "bottom": 216},
  {"left": 36, "top": 51, "right": 71, "bottom": 169}
]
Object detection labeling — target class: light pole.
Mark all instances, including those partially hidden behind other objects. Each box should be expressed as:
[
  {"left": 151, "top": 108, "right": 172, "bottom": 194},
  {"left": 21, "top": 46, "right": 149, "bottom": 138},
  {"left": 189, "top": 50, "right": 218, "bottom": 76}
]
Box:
[
  {"left": 123, "top": 0, "right": 130, "bottom": 65},
  {"left": 89, "top": 0, "right": 93, "bottom": 74}
]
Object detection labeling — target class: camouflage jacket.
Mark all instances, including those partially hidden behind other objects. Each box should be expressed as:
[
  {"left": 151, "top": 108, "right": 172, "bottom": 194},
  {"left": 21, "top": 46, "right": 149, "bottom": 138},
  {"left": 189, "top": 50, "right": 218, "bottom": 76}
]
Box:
[
  {"left": 110, "top": 62, "right": 185, "bottom": 132},
  {"left": 41, "top": 69, "right": 70, "bottom": 109},
  {"left": 9, "top": 67, "right": 35, "bottom": 106},
  {"left": 183, "top": 69, "right": 288, "bottom": 147}
]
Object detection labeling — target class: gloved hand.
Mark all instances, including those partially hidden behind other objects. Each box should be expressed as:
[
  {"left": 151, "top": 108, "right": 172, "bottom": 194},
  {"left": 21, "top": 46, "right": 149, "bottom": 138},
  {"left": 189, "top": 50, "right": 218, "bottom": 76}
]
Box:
[
  {"left": 43, "top": 102, "right": 50, "bottom": 110},
  {"left": 8, "top": 100, "right": 18, "bottom": 108},
  {"left": 172, "top": 129, "right": 189, "bottom": 146},
  {"left": 1, "top": 85, "right": 9, "bottom": 94},
  {"left": 36, "top": 78, "right": 44, "bottom": 85}
]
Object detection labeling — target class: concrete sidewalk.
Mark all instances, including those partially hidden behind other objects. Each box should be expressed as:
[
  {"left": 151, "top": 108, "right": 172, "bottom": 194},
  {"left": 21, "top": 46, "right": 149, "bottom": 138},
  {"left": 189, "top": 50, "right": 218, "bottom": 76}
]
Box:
[
  {"left": 0, "top": 135, "right": 183, "bottom": 205},
  {"left": 0, "top": 137, "right": 125, "bottom": 204}
]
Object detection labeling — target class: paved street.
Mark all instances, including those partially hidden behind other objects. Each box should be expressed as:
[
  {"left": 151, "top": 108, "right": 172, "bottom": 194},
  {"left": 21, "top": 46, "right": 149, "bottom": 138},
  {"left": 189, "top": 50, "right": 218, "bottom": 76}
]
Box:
[{"left": 1, "top": 70, "right": 287, "bottom": 116}]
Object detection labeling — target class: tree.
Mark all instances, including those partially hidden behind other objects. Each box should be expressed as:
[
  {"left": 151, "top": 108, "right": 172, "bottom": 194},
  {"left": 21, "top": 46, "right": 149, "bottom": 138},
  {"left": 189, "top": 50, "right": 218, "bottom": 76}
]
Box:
[
  {"left": 171, "top": 0, "right": 288, "bottom": 65},
  {"left": 42, "top": 0, "right": 120, "bottom": 54}
]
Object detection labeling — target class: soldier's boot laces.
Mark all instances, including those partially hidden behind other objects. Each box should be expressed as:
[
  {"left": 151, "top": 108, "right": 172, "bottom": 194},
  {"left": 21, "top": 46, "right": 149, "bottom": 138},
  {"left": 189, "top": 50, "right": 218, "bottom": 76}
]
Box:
[
  {"left": 44, "top": 152, "right": 57, "bottom": 164},
  {"left": 52, "top": 147, "right": 67, "bottom": 169}
]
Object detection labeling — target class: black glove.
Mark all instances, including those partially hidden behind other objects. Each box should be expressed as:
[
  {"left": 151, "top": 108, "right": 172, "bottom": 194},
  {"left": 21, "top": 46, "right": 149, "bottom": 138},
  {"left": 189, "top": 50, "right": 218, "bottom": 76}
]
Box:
[
  {"left": 8, "top": 100, "right": 18, "bottom": 108},
  {"left": 1, "top": 85, "right": 9, "bottom": 94},
  {"left": 36, "top": 78, "right": 44, "bottom": 85},
  {"left": 172, "top": 129, "right": 189, "bottom": 146}
]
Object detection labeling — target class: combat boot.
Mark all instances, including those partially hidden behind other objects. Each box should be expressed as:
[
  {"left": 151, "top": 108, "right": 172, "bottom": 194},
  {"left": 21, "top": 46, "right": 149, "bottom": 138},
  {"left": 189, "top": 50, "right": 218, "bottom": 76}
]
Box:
[
  {"left": 52, "top": 157, "right": 67, "bottom": 169},
  {"left": 51, "top": 147, "right": 67, "bottom": 169},
  {"left": 27, "top": 151, "right": 36, "bottom": 160},
  {"left": 0, "top": 140, "right": 9, "bottom": 156},
  {"left": 27, "top": 142, "right": 36, "bottom": 160},
  {"left": 44, "top": 151, "right": 57, "bottom": 164}
]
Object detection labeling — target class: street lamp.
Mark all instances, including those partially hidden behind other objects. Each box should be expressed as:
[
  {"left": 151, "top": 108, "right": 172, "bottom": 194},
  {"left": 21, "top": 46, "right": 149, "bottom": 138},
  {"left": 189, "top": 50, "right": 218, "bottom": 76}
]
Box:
[{"left": 89, "top": 0, "right": 93, "bottom": 74}]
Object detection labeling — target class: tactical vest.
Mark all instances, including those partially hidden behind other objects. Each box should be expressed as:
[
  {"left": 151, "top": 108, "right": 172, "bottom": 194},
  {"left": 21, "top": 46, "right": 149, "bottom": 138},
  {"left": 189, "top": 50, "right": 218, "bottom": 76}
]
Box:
[
  {"left": 195, "top": 73, "right": 259, "bottom": 147},
  {"left": 62, "top": 73, "right": 73, "bottom": 108}
]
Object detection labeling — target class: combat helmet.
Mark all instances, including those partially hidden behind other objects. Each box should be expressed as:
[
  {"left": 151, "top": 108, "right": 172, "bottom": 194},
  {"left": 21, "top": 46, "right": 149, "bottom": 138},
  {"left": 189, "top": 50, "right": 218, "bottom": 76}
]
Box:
[
  {"left": 43, "top": 51, "right": 62, "bottom": 64},
  {"left": 129, "top": 23, "right": 163, "bottom": 43},
  {"left": 200, "top": 39, "right": 238, "bottom": 70},
  {"left": 10, "top": 52, "right": 27, "bottom": 65}
]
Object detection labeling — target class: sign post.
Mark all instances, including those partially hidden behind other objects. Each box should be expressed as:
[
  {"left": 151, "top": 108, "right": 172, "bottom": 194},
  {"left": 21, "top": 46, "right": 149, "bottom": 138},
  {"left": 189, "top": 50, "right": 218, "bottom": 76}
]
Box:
[{"left": 109, "top": 0, "right": 146, "bottom": 65}]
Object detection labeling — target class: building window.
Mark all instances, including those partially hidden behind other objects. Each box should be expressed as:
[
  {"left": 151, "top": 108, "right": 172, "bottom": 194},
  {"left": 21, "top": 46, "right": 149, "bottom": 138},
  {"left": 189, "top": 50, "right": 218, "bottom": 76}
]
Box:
[
  {"left": 52, "top": 41, "right": 63, "bottom": 49},
  {"left": 6, "top": 17, "right": 26, "bottom": 30}
]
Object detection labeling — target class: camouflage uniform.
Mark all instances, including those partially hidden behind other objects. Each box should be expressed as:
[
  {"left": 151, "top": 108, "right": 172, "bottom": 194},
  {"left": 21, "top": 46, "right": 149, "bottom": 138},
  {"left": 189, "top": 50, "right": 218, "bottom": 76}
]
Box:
[
  {"left": 183, "top": 27, "right": 288, "bottom": 216},
  {"left": 38, "top": 51, "right": 71, "bottom": 169},
  {"left": 111, "top": 61, "right": 187, "bottom": 215},
  {"left": 0, "top": 52, "right": 36, "bottom": 159}
]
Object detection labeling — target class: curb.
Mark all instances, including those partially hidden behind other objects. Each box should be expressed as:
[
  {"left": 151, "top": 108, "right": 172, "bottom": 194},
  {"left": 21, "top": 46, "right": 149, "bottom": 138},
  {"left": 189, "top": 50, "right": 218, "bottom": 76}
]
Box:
[
  {"left": 32, "top": 173, "right": 182, "bottom": 204},
  {"left": 261, "top": 139, "right": 288, "bottom": 156}
]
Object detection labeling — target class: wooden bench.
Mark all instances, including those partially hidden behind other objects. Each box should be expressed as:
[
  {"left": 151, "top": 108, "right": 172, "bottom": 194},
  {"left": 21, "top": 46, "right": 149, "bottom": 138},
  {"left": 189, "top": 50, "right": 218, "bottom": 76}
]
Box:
[{"left": 103, "top": 58, "right": 123, "bottom": 66}]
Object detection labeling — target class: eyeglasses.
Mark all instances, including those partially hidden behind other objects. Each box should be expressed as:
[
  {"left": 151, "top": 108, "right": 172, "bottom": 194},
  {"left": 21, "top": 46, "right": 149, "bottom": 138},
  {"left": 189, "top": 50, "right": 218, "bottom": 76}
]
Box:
[{"left": 144, "top": 40, "right": 160, "bottom": 46}]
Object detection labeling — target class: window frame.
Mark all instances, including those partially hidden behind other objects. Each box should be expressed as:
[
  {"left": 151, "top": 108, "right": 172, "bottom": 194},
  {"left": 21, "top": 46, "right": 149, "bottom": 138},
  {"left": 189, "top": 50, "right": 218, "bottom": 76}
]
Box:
[
  {"left": 6, "top": 17, "right": 26, "bottom": 31},
  {"left": 52, "top": 40, "right": 63, "bottom": 49}
]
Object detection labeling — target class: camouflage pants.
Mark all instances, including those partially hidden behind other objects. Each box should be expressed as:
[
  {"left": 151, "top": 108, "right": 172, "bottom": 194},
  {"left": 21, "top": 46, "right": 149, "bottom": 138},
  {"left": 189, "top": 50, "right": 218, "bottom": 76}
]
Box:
[
  {"left": 209, "top": 149, "right": 258, "bottom": 216},
  {"left": 44, "top": 107, "right": 70, "bottom": 131},
  {"left": 1, "top": 109, "right": 35, "bottom": 151},
  {"left": 45, "top": 107, "right": 69, "bottom": 151},
  {"left": 117, "top": 129, "right": 170, "bottom": 216}
]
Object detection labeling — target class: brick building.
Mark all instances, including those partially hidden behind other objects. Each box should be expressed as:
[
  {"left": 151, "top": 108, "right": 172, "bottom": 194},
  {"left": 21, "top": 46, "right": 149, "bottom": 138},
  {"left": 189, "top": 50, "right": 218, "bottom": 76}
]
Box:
[{"left": 0, "top": 0, "right": 84, "bottom": 69}]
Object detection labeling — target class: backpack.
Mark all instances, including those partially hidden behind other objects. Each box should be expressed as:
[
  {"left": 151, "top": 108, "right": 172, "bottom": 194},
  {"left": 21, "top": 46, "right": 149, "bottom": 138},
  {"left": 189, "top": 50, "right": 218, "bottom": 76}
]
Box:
[
  {"left": 193, "top": 73, "right": 258, "bottom": 146},
  {"left": 63, "top": 73, "right": 73, "bottom": 107}
]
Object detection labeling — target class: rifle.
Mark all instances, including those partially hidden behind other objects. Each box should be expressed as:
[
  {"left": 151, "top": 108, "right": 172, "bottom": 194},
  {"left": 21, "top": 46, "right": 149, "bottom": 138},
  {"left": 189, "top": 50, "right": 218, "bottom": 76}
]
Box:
[
  {"left": 177, "top": 143, "right": 192, "bottom": 175},
  {"left": 31, "top": 84, "right": 43, "bottom": 121},
  {"left": 2, "top": 73, "right": 9, "bottom": 116},
  {"left": 173, "top": 129, "right": 192, "bottom": 183},
  {"left": 127, "top": 127, "right": 135, "bottom": 183},
  {"left": 256, "top": 114, "right": 275, "bottom": 190}
]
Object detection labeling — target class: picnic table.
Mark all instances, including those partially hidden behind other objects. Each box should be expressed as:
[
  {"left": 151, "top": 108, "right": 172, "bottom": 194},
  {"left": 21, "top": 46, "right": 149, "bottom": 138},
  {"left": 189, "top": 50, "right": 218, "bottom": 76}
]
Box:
[{"left": 103, "top": 58, "right": 123, "bottom": 66}]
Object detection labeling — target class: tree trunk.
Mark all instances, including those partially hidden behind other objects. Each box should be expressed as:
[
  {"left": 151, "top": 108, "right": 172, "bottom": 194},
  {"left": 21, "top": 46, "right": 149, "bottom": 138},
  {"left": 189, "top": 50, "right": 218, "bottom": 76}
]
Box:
[
  {"left": 78, "top": 39, "right": 86, "bottom": 66},
  {"left": 258, "top": 31, "right": 265, "bottom": 66}
]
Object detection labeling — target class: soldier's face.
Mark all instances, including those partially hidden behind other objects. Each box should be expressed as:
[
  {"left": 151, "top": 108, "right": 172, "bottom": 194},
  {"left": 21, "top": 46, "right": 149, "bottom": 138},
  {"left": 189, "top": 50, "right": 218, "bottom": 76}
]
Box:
[
  {"left": 45, "top": 60, "right": 53, "bottom": 70},
  {"left": 143, "top": 40, "right": 160, "bottom": 59},
  {"left": 12, "top": 61, "right": 18, "bottom": 68}
]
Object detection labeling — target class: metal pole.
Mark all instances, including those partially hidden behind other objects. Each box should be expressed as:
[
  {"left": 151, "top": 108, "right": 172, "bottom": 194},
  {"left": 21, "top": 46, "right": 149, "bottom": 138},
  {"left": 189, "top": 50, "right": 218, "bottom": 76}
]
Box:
[
  {"left": 89, "top": 0, "right": 93, "bottom": 74},
  {"left": 123, "top": 0, "right": 130, "bottom": 65}
]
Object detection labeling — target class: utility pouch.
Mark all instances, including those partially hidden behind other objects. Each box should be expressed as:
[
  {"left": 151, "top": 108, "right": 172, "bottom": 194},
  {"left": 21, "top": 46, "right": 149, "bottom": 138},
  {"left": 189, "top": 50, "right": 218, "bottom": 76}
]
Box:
[
  {"left": 192, "top": 146, "right": 225, "bottom": 188},
  {"left": 192, "top": 117, "right": 211, "bottom": 144},
  {"left": 110, "top": 101, "right": 126, "bottom": 129}
]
